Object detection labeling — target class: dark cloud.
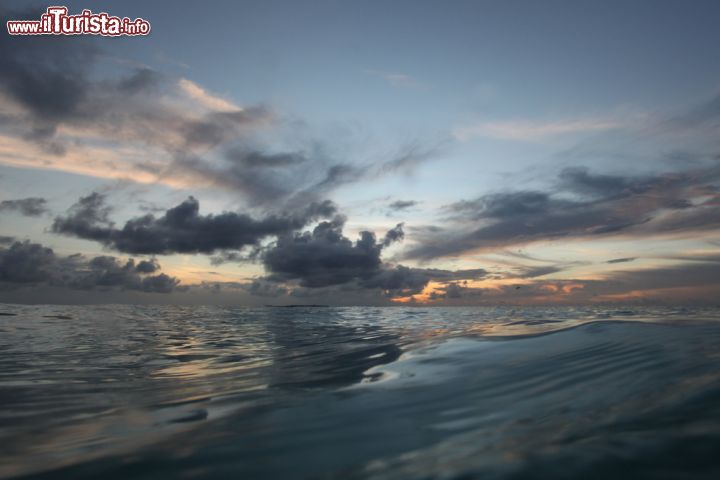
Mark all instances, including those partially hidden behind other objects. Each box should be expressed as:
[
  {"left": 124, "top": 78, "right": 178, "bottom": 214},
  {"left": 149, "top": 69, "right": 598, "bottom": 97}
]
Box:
[
  {"left": 202, "top": 264, "right": 487, "bottom": 303},
  {"left": 225, "top": 148, "right": 307, "bottom": 168},
  {"left": 164, "top": 138, "right": 443, "bottom": 209},
  {"left": 558, "top": 167, "right": 632, "bottom": 198},
  {"left": 0, "top": 241, "right": 56, "bottom": 283},
  {"left": 442, "top": 282, "right": 466, "bottom": 299},
  {"left": 428, "top": 260, "right": 720, "bottom": 305},
  {"left": 260, "top": 216, "right": 485, "bottom": 296},
  {"left": 0, "top": 12, "right": 440, "bottom": 208},
  {"left": 135, "top": 259, "right": 160, "bottom": 273},
  {"left": 0, "top": 197, "right": 48, "bottom": 216},
  {"left": 428, "top": 281, "right": 482, "bottom": 300},
  {"left": 311, "top": 164, "right": 359, "bottom": 193},
  {"left": 180, "top": 107, "right": 273, "bottom": 150},
  {"left": 406, "top": 165, "right": 720, "bottom": 260},
  {"left": 607, "top": 257, "right": 637, "bottom": 264},
  {"left": 117, "top": 68, "right": 161, "bottom": 95},
  {"left": 376, "top": 142, "right": 443, "bottom": 176},
  {"left": 51, "top": 192, "right": 113, "bottom": 243},
  {"left": 241, "top": 280, "right": 290, "bottom": 298},
  {"left": 51, "top": 192, "right": 486, "bottom": 300},
  {"left": 356, "top": 265, "right": 432, "bottom": 294},
  {"left": 209, "top": 250, "right": 259, "bottom": 266},
  {"left": 358, "top": 266, "right": 485, "bottom": 296},
  {"left": 169, "top": 151, "right": 309, "bottom": 207},
  {"left": 0, "top": 8, "right": 97, "bottom": 124},
  {"left": 0, "top": 13, "right": 269, "bottom": 151},
  {"left": 381, "top": 223, "right": 405, "bottom": 247},
  {"left": 74, "top": 256, "right": 179, "bottom": 293},
  {"left": 448, "top": 191, "right": 563, "bottom": 220},
  {"left": 309, "top": 142, "right": 440, "bottom": 191},
  {"left": 52, "top": 193, "right": 337, "bottom": 254},
  {"left": 0, "top": 11, "right": 309, "bottom": 208},
  {"left": 134, "top": 273, "right": 180, "bottom": 294},
  {"left": 387, "top": 200, "right": 419, "bottom": 212},
  {"left": 262, "top": 215, "right": 388, "bottom": 288},
  {"left": 0, "top": 240, "right": 179, "bottom": 293}
]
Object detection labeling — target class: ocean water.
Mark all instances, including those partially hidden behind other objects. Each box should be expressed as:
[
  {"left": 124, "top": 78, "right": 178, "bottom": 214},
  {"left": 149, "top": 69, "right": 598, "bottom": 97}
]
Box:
[{"left": 2, "top": 305, "right": 720, "bottom": 479}]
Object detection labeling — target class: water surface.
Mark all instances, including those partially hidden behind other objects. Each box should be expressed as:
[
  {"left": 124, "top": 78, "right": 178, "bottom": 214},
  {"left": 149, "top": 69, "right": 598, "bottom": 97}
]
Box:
[{"left": 2, "top": 305, "right": 720, "bottom": 479}]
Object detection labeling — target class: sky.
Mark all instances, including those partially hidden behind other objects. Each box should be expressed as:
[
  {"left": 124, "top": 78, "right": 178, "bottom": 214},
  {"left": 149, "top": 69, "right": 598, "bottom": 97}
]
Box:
[{"left": 2, "top": 0, "right": 720, "bottom": 305}]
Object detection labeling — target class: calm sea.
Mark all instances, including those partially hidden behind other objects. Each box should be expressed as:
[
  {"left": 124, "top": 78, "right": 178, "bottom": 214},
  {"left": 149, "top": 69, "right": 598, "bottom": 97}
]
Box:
[{"left": 2, "top": 304, "right": 720, "bottom": 479}]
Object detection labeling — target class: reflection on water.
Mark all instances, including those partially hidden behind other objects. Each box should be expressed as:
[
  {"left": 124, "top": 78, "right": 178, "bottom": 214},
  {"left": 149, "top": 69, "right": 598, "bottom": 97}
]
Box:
[{"left": 1, "top": 305, "right": 720, "bottom": 479}]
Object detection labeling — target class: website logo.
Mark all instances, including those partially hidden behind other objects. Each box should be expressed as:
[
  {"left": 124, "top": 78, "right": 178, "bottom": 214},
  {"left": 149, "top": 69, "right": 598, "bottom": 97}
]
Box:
[{"left": 6, "top": 6, "right": 151, "bottom": 36}]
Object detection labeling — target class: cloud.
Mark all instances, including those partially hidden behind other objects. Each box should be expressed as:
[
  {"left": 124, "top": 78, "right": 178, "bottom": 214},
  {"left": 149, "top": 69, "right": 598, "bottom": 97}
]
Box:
[
  {"left": 406, "top": 164, "right": 720, "bottom": 260},
  {"left": 453, "top": 117, "right": 624, "bottom": 142},
  {"left": 0, "top": 15, "right": 440, "bottom": 208},
  {"left": 387, "top": 200, "right": 419, "bottom": 212},
  {"left": 285, "top": 142, "right": 441, "bottom": 206},
  {"left": 0, "top": 197, "right": 48, "bottom": 216},
  {"left": 0, "top": 18, "right": 291, "bottom": 204},
  {"left": 52, "top": 193, "right": 337, "bottom": 255},
  {"left": 262, "top": 215, "right": 395, "bottom": 288},
  {"left": 0, "top": 240, "right": 180, "bottom": 293},
  {"left": 176, "top": 78, "right": 240, "bottom": 112},
  {"left": 259, "top": 215, "right": 485, "bottom": 297},
  {"left": 402, "top": 257, "right": 720, "bottom": 305},
  {"left": 359, "top": 266, "right": 486, "bottom": 296},
  {"left": 135, "top": 258, "right": 160, "bottom": 273},
  {"left": 381, "top": 223, "right": 405, "bottom": 247},
  {"left": 116, "top": 67, "right": 161, "bottom": 94},
  {"left": 0, "top": 16, "right": 266, "bottom": 149},
  {"left": 606, "top": 257, "right": 637, "bottom": 264},
  {"left": 375, "top": 142, "right": 443, "bottom": 176},
  {"left": 428, "top": 281, "right": 482, "bottom": 300},
  {"left": 213, "top": 264, "right": 487, "bottom": 304},
  {"left": 196, "top": 140, "right": 441, "bottom": 209},
  {"left": 239, "top": 279, "right": 290, "bottom": 298},
  {"left": 49, "top": 193, "right": 487, "bottom": 301},
  {"left": 0, "top": 12, "right": 98, "bottom": 125}
]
